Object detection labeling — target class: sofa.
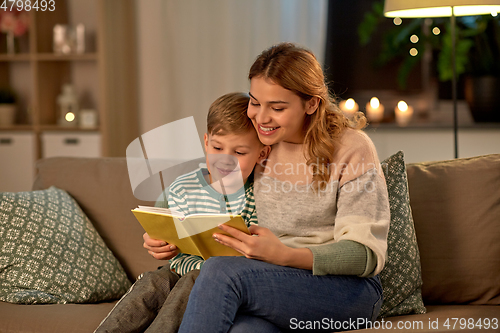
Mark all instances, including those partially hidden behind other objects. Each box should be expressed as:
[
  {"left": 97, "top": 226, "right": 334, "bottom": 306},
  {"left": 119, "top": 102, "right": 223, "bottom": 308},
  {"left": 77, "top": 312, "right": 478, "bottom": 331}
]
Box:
[{"left": 0, "top": 154, "right": 499, "bottom": 332}]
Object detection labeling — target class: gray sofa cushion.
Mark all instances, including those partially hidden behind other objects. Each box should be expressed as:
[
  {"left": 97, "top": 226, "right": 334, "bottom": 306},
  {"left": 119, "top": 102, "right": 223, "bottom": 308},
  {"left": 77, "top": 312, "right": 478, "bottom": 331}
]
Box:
[
  {"left": 0, "top": 187, "right": 131, "bottom": 304},
  {"left": 32, "top": 157, "right": 160, "bottom": 281},
  {"left": 379, "top": 151, "right": 425, "bottom": 317}
]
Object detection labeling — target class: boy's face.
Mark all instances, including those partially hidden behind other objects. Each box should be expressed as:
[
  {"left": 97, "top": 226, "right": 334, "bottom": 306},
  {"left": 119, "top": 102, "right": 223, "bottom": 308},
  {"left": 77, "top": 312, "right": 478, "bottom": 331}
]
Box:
[{"left": 204, "top": 130, "right": 269, "bottom": 189}]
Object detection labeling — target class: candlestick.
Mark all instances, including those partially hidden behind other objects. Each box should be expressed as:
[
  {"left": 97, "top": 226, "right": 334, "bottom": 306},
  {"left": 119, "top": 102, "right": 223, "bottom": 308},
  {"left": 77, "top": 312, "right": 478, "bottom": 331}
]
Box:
[
  {"left": 339, "top": 98, "right": 359, "bottom": 119},
  {"left": 366, "top": 97, "right": 384, "bottom": 123},
  {"left": 395, "top": 100, "right": 413, "bottom": 127},
  {"left": 80, "top": 109, "right": 98, "bottom": 129}
]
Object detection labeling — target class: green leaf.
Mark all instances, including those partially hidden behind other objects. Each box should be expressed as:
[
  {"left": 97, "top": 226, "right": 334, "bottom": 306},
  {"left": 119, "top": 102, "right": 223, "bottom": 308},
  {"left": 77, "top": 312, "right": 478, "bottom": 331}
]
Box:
[
  {"left": 437, "top": 23, "right": 474, "bottom": 81},
  {"left": 358, "top": 1, "right": 385, "bottom": 45},
  {"left": 358, "top": 12, "right": 380, "bottom": 45}
]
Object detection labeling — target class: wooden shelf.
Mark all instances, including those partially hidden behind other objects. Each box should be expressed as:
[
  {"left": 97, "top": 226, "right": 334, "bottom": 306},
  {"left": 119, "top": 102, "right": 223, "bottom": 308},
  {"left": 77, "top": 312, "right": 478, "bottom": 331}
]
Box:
[
  {"left": 0, "top": 53, "right": 97, "bottom": 62},
  {"left": 0, "top": 0, "right": 138, "bottom": 159},
  {"left": 39, "top": 125, "right": 100, "bottom": 132},
  {"left": 35, "top": 53, "right": 98, "bottom": 61},
  {"left": 0, "top": 125, "right": 100, "bottom": 134},
  {"left": 0, "top": 54, "right": 32, "bottom": 62},
  {"left": 0, "top": 0, "right": 138, "bottom": 192},
  {"left": 0, "top": 125, "right": 34, "bottom": 131}
]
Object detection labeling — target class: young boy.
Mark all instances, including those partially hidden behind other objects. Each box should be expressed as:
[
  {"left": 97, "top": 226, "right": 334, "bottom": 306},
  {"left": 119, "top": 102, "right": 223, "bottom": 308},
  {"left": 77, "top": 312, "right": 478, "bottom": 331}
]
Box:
[
  {"left": 158, "top": 92, "right": 269, "bottom": 276},
  {"left": 95, "top": 92, "right": 269, "bottom": 333}
]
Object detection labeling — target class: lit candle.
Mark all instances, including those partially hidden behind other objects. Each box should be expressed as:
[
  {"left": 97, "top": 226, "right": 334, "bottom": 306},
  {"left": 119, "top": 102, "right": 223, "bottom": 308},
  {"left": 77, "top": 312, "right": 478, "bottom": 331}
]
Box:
[
  {"left": 366, "top": 97, "right": 384, "bottom": 123},
  {"left": 395, "top": 101, "right": 413, "bottom": 127},
  {"left": 339, "top": 98, "right": 359, "bottom": 119}
]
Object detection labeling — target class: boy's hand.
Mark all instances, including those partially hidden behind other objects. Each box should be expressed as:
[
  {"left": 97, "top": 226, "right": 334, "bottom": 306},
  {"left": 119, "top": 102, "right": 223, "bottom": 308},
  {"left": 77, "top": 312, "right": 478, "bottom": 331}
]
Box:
[{"left": 143, "top": 232, "right": 179, "bottom": 260}]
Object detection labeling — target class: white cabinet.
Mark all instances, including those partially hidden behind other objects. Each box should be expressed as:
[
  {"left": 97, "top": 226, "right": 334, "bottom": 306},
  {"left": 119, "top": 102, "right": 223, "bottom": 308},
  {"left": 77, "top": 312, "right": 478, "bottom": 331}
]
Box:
[
  {"left": 41, "top": 132, "right": 101, "bottom": 158},
  {"left": 365, "top": 127, "right": 500, "bottom": 163},
  {"left": 0, "top": 132, "right": 35, "bottom": 192}
]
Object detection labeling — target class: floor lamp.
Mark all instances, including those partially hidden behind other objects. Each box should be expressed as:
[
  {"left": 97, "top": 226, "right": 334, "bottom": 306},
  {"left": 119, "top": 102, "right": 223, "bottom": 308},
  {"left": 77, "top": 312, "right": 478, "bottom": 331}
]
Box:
[{"left": 383, "top": 0, "right": 500, "bottom": 159}]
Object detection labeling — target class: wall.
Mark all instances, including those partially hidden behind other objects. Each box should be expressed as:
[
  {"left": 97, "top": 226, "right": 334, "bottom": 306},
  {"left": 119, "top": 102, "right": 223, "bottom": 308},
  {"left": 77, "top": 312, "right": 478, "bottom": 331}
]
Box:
[
  {"left": 135, "top": 0, "right": 165, "bottom": 135},
  {"left": 134, "top": 0, "right": 327, "bottom": 140}
]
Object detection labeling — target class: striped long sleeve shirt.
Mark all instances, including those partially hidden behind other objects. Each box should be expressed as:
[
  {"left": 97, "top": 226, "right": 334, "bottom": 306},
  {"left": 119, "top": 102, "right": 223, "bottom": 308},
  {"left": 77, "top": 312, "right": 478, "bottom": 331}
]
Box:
[{"left": 155, "top": 168, "right": 257, "bottom": 276}]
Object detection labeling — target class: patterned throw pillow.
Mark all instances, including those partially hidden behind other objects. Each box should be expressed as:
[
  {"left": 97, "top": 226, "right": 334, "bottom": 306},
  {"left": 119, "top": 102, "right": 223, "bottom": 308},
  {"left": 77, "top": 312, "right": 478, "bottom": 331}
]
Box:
[
  {"left": 0, "top": 186, "right": 131, "bottom": 304},
  {"left": 379, "top": 151, "right": 426, "bottom": 317}
]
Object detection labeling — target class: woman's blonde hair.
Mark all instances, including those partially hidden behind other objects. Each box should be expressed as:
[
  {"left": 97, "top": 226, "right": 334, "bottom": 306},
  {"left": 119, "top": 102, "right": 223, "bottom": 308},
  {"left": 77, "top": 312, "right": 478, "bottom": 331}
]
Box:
[{"left": 248, "top": 42, "right": 366, "bottom": 188}]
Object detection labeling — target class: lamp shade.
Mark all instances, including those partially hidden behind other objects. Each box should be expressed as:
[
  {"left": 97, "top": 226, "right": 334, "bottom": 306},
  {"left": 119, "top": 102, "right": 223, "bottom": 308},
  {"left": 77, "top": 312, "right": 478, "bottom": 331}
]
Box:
[{"left": 384, "top": 0, "right": 500, "bottom": 17}]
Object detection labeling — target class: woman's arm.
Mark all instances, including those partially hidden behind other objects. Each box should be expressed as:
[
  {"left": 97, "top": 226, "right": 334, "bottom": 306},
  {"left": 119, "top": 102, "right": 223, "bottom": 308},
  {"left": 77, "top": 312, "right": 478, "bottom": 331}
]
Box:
[
  {"left": 213, "top": 224, "right": 376, "bottom": 275},
  {"left": 215, "top": 170, "right": 387, "bottom": 275},
  {"left": 213, "top": 224, "right": 313, "bottom": 269},
  {"left": 306, "top": 240, "right": 377, "bottom": 276},
  {"left": 332, "top": 170, "right": 390, "bottom": 276}
]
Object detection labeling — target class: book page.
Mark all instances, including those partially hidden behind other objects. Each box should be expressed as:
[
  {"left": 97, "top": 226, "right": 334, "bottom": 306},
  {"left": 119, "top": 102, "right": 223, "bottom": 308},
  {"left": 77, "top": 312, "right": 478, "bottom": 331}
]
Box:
[{"left": 136, "top": 206, "right": 184, "bottom": 218}]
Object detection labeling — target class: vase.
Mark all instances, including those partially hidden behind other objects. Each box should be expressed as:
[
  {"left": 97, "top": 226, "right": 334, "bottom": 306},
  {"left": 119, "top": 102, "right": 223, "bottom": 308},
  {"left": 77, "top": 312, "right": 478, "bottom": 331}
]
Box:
[
  {"left": 0, "top": 104, "right": 16, "bottom": 126},
  {"left": 464, "top": 76, "right": 500, "bottom": 123},
  {"left": 6, "top": 32, "right": 15, "bottom": 55}
]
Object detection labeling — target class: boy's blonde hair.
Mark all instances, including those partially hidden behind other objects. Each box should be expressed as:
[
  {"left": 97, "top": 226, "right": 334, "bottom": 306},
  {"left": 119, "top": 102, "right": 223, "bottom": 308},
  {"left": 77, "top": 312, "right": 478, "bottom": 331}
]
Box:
[{"left": 207, "top": 92, "right": 254, "bottom": 136}]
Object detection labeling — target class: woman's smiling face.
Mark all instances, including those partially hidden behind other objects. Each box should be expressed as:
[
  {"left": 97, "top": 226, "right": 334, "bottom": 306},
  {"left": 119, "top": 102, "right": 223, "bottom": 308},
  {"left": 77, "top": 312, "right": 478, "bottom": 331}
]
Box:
[{"left": 247, "top": 76, "right": 317, "bottom": 146}]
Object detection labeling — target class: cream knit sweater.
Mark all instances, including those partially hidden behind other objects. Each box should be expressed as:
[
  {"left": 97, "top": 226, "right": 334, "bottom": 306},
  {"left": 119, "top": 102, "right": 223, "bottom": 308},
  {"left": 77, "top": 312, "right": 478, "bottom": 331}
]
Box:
[{"left": 254, "top": 128, "right": 390, "bottom": 276}]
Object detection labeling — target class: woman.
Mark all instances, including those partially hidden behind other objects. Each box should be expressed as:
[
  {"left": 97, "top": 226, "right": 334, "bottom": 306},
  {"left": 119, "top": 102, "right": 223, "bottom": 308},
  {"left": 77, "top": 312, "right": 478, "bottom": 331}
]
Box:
[{"left": 146, "top": 42, "right": 390, "bottom": 332}]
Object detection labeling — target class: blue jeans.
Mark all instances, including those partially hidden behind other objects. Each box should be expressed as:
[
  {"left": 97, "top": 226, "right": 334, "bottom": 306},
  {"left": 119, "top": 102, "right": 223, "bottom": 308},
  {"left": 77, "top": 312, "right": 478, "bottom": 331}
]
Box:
[{"left": 178, "top": 257, "right": 383, "bottom": 333}]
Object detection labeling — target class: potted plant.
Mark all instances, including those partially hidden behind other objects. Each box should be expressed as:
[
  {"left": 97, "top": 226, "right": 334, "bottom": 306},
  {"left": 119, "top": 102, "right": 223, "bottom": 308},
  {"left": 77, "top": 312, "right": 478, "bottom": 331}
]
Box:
[
  {"left": 0, "top": 87, "right": 17, "bottom": 126},
  {"left": 463, "top": 15, "right": 500, "bottom": 122},
  {"left": 358, "top": 2, "right": 500, "bottom": 122}
]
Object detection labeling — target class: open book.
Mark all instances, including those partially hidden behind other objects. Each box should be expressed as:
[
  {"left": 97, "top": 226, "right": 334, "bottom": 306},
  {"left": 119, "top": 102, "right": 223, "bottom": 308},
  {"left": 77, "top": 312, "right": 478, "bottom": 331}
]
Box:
[{"left": 132, "top": 206, "right": 250, "bottom": 260}]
